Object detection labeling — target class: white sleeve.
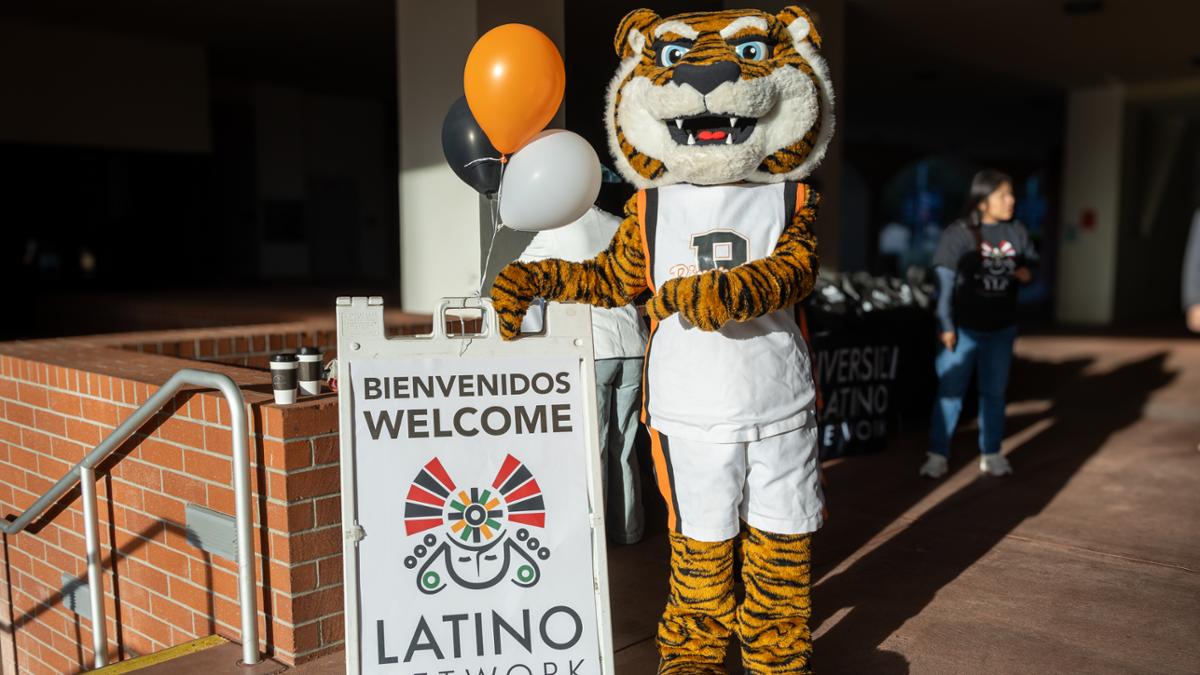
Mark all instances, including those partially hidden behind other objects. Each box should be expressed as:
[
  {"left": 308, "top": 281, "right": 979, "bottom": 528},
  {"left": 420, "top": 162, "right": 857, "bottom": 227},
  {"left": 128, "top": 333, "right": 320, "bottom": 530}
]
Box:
[{"left": 517, "top": 230, "right": 557, "bottom": 263}]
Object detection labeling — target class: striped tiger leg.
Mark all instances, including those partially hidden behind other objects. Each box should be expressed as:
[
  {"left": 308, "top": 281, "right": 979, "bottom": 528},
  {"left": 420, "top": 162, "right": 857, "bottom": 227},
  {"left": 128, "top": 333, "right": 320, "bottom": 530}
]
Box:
[
  {"left": 657, "top": 533, "right": 736, "bottom": 675},
  {"left": 736, "top": 526, "right": 814, "bottom": 674}
]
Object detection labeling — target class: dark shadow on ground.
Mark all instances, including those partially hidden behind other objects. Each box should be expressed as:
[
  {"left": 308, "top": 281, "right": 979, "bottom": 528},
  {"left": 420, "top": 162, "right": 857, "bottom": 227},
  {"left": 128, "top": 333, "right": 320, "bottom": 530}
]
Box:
[
  {"left": 809, "top": 352, "right": 1175, "bottom": 673},
  {"left": 809, "top": 353, "right": 1072, "bottom": 582}
]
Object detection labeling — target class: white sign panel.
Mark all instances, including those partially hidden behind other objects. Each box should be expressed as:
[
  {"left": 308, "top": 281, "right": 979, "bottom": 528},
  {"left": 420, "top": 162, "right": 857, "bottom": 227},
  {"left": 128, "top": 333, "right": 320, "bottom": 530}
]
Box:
[{"left": 352, "top": 354, "right": 602, "bottom": 675}]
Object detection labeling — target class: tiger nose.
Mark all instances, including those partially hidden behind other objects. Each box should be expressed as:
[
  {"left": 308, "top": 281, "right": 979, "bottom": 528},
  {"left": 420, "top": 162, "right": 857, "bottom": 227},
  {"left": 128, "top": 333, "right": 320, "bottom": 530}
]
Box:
[{"left": 672, "top": 60, "right": 740, "bottom": 96}]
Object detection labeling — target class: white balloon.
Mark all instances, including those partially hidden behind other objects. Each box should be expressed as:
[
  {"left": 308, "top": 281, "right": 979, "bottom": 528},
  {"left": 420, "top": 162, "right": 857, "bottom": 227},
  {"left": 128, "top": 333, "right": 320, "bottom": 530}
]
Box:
[{"left": 499, "top": 129, "right": 602, "bottom": 232}]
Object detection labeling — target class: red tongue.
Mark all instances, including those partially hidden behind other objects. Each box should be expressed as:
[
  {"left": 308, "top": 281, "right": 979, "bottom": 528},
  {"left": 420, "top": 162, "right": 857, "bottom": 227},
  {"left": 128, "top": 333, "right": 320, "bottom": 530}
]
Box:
[{"left": 696, "top": 129, "right": 727, "bottom": 141}]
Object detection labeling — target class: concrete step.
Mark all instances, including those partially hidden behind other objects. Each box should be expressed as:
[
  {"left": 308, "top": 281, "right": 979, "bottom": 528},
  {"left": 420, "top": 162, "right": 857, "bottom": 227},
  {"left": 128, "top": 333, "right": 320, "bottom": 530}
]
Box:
[{"left": 89, "top": 636, "right": 287, "bottom": 675}]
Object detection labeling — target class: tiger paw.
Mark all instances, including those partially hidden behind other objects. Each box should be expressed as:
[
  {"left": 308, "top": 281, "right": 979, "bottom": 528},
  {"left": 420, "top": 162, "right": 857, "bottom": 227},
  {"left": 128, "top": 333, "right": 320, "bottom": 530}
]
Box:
[
  {"left": 646, "top": 283, "right": 678, "bottom": 322},
  {"left": 650, "top": 273, "right": 730, "bottom": 331},
  {"left": 490, "top": 262, "right": 539, "bottom": 340}
]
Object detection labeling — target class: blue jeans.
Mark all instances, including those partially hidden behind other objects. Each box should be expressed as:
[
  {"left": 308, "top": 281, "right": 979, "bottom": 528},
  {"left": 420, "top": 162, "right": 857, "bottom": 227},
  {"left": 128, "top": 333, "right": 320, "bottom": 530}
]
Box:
[{"left": 930, "top": 325, "right": 1017, "bottom": 457}]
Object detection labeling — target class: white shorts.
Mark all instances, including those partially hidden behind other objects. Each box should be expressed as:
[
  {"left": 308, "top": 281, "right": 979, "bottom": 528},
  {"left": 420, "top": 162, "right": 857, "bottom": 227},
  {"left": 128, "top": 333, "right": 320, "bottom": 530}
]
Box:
[{"left": 648, "top": 417, "right": 824, "bottom": 542}]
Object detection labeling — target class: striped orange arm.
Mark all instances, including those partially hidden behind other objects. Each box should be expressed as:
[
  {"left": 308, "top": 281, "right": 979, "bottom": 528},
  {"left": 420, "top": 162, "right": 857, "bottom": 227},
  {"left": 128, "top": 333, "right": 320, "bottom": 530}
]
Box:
[
  {"left": 491, "top": 195, "right": 648, "bottom": 340},
  {"left": 647, "top": 185, "right": 820, "bottom": 331}
]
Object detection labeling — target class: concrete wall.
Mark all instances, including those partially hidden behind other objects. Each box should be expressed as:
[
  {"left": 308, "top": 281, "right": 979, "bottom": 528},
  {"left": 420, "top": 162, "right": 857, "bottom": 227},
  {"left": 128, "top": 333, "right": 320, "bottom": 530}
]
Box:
[
  {"left": 1056, "top": 85, "right": 1125, "bottom": 325},
  {"left": 304, "top": 95, "right": 393, "bottom": 283},
  {"left": 252, "top": 86, "right": 391, "bottom": 282},
  {"left": 0, "top": 21, "right": 210, "bottom": 154},
  {"left": 1113, "top": 96, "right": 1200, "bottom": 322},
  {"left": 1053, "top": 78, "right": 1200, "bottom": 325}
]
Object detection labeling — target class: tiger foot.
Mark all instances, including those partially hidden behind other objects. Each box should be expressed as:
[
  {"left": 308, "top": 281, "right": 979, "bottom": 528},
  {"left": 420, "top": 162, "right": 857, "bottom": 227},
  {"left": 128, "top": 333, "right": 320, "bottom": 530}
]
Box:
[
  {"left": 738, "top": 526, "right": 815, "bottom": 674},
  {"left": 658, "top": 659, "right": 728, "bottom": 675},
  {"left": 657, "top": 534, "right": 736, "bottom": 674}
]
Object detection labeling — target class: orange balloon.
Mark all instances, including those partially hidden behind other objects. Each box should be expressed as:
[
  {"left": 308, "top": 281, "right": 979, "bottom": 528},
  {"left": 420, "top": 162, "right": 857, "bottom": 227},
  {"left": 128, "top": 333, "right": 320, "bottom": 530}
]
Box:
[{"left": 464, "top": 24, "right": 565, "bottom": 154}]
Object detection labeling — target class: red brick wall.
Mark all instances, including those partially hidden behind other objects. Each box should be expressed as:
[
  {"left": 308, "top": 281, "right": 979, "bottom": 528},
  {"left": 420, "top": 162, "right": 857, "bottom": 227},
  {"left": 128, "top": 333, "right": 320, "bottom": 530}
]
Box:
[
  {"left": 0, "top": 321, "right": 425, "bottom": 673},
  {"left": 108, "top": 322, "right": 429, "bottom": 370},
  {"left": 116, "top": 328, "right": 340, "bottom": 371}
]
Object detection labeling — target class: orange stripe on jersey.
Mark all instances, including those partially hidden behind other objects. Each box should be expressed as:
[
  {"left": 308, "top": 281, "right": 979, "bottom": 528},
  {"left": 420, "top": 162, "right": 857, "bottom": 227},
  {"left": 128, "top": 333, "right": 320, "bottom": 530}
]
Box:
[{"left": 648, "top": 427, "right": 678, "bottom": 533}]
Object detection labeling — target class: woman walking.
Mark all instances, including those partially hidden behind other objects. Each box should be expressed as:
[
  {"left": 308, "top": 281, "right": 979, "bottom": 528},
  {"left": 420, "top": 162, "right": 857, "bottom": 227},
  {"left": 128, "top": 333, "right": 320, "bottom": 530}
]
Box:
[{"left": 920, "top": 170, "right": 1036, "bottom": 479}]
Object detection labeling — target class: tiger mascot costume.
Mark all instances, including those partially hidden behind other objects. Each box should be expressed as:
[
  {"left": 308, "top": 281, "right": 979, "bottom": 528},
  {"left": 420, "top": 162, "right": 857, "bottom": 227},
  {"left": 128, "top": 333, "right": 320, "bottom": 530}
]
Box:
[{"left": 491, "top": 7, "right": 834, "bottom": 673}]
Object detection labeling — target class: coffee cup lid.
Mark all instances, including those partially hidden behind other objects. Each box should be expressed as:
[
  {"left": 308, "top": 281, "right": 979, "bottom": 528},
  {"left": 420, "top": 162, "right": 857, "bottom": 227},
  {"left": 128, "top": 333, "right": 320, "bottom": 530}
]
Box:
[
  {"left": 298, "top": 346, "right": 323, "bottom": 356},
  {"left": 271, "top": 353, "right": 298, "bottom": 363}
]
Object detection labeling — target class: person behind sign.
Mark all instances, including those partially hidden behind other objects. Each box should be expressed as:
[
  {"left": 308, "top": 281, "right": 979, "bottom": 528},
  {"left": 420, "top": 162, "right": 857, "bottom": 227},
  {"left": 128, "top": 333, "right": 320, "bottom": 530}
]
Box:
[
  {"left": 1183, "top": 207, "right": 1200, "bottom": 333},
  {"left": 920, "top": 169, "right": 1036, "bottom": 479},
  {"left": 517, "top": 205, "right": 650, "bottom": 545}
]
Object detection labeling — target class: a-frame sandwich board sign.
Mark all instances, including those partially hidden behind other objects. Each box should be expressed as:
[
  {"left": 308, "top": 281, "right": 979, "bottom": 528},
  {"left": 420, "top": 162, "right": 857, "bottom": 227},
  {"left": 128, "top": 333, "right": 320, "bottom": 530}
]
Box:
[{"left": 336, "top": 296, "right": 615, "bottom": 675}]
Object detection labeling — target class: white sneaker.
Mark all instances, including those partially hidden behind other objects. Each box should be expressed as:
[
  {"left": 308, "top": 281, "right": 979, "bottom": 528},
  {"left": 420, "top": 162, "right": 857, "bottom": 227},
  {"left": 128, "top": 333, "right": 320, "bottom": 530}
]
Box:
[
  {"left": 919, "top": 453, "right": 949, "bottom": 479},
  {"left": 979, "top": 453, "right": 1013, "bottom": 476}
]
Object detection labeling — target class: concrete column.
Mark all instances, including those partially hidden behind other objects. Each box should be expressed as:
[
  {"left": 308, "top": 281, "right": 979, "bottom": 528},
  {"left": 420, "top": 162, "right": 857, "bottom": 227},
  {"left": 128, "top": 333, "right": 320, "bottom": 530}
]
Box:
[
  {"left": 397, "top": 0, "right": 482, "bottom": 312},
  {"left": 1056, "top": 85, "right": 1125, "bottom": 325}
]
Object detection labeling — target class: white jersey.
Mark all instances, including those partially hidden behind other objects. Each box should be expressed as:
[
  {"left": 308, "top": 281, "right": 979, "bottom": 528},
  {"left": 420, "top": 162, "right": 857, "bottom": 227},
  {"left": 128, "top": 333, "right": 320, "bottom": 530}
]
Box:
[{"left": 639, "top": 182, "right": 816, "bottom": 443}]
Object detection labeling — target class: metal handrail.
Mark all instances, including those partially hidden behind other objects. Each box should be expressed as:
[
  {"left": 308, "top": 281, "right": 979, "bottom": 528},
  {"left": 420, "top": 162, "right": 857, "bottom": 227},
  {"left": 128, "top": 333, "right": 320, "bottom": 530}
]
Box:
[{"left": 0, "top": 368, "right": 259, "bottom": 668}]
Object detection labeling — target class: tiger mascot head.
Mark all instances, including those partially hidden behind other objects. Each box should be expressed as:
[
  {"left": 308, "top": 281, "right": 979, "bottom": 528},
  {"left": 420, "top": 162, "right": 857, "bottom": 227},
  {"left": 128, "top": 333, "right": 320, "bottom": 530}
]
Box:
[{"left": 606, "top": 6, "right": 834, "bottom": 188}]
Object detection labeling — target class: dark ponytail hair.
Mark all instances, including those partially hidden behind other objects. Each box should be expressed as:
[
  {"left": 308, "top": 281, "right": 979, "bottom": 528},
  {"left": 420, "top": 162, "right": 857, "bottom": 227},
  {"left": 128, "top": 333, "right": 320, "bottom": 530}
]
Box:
[{"left": 962, "top": 169, "right": 1013, "bottom": 226}]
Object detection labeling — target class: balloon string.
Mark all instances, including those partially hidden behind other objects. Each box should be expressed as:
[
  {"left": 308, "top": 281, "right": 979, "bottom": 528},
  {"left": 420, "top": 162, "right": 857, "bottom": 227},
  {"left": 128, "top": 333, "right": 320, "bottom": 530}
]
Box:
[
  {"left": 496, "top": 154, "right": 507, "bottom": 228},
  {"left": 477, "top": 157, "right": 506, "bottom": 298},
  {"left": 478, "top": 210, "right": 500, "bottom": 298},
  {"left": 463, "top": 156, "right": 503, "bottom": 169},
  {"left": 462, "top": 159, "right": 505, "bottom": 357}
]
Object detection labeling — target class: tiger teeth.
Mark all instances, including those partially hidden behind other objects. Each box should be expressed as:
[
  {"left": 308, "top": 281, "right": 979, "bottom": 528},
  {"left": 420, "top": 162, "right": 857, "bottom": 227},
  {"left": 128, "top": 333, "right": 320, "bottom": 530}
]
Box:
[
  {"left": 726, "top": 133, "right": 733, "bottom": 145},
  {"left": 687, "top": 133, "right": 695, "bottom": 145},
  {"left": 729, "top": 117, "right": 738, "bottom": 127},
  {"left": 675, "top": 118, "right": 684, "bottom": 129}
]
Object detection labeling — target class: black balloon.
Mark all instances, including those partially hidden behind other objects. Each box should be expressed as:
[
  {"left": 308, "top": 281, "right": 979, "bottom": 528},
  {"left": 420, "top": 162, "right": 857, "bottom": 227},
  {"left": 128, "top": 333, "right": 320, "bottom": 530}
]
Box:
[{"left": 441, "top": 96, "right": 502, "bottom": 196}]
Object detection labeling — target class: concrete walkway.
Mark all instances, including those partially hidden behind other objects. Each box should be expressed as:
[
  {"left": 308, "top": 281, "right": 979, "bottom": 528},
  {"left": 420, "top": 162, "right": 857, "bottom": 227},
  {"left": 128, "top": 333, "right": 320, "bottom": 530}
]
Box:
[{"left": 295, "top": 332, "right": 1200, "bottom": 674}]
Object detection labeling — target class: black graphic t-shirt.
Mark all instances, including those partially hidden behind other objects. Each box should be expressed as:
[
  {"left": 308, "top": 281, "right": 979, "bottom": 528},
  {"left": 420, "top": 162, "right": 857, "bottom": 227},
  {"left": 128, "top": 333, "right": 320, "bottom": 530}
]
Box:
[{"left": 932, "top": 220, "right": 1035, "bottom": 331}]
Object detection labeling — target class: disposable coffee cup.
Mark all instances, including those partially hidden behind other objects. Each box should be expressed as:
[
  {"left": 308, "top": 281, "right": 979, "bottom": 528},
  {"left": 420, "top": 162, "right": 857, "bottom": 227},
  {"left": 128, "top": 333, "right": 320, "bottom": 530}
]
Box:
[
  {"left": 270, "top": 353, "right": 299, "bottom": 405},
  {"left": 298, "top": 346, "right": 323, "bottom": 396}
]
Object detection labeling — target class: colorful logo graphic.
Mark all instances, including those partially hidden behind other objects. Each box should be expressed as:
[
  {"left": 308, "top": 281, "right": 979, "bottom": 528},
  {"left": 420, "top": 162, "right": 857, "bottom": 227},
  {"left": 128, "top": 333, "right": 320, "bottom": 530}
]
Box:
[
  {"left": 402, "top": 454, "right": 550, "bottom": 594},
  {"left": 981, "top": 240, "right": 1016, "bottom": 263},
  {"left": 979, "top": 239, "right": 1017, "bottom": 291}
]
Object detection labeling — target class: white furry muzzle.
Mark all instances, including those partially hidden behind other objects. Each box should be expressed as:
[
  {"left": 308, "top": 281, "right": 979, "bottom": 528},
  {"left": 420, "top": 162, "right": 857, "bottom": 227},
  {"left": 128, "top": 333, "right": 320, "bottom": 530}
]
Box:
[{"left": 615, "top": 65, "right": 819, "bottom": 186}]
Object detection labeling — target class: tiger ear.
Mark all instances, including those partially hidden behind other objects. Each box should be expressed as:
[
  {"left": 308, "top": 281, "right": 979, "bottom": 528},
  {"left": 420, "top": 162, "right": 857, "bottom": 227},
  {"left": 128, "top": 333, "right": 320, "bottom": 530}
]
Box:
[
  {"left": 614, "top": 8, "right": 659, "bottom": 58},
  {"left": 777, "top": 6, "right": 822, "bottom": 49}
]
